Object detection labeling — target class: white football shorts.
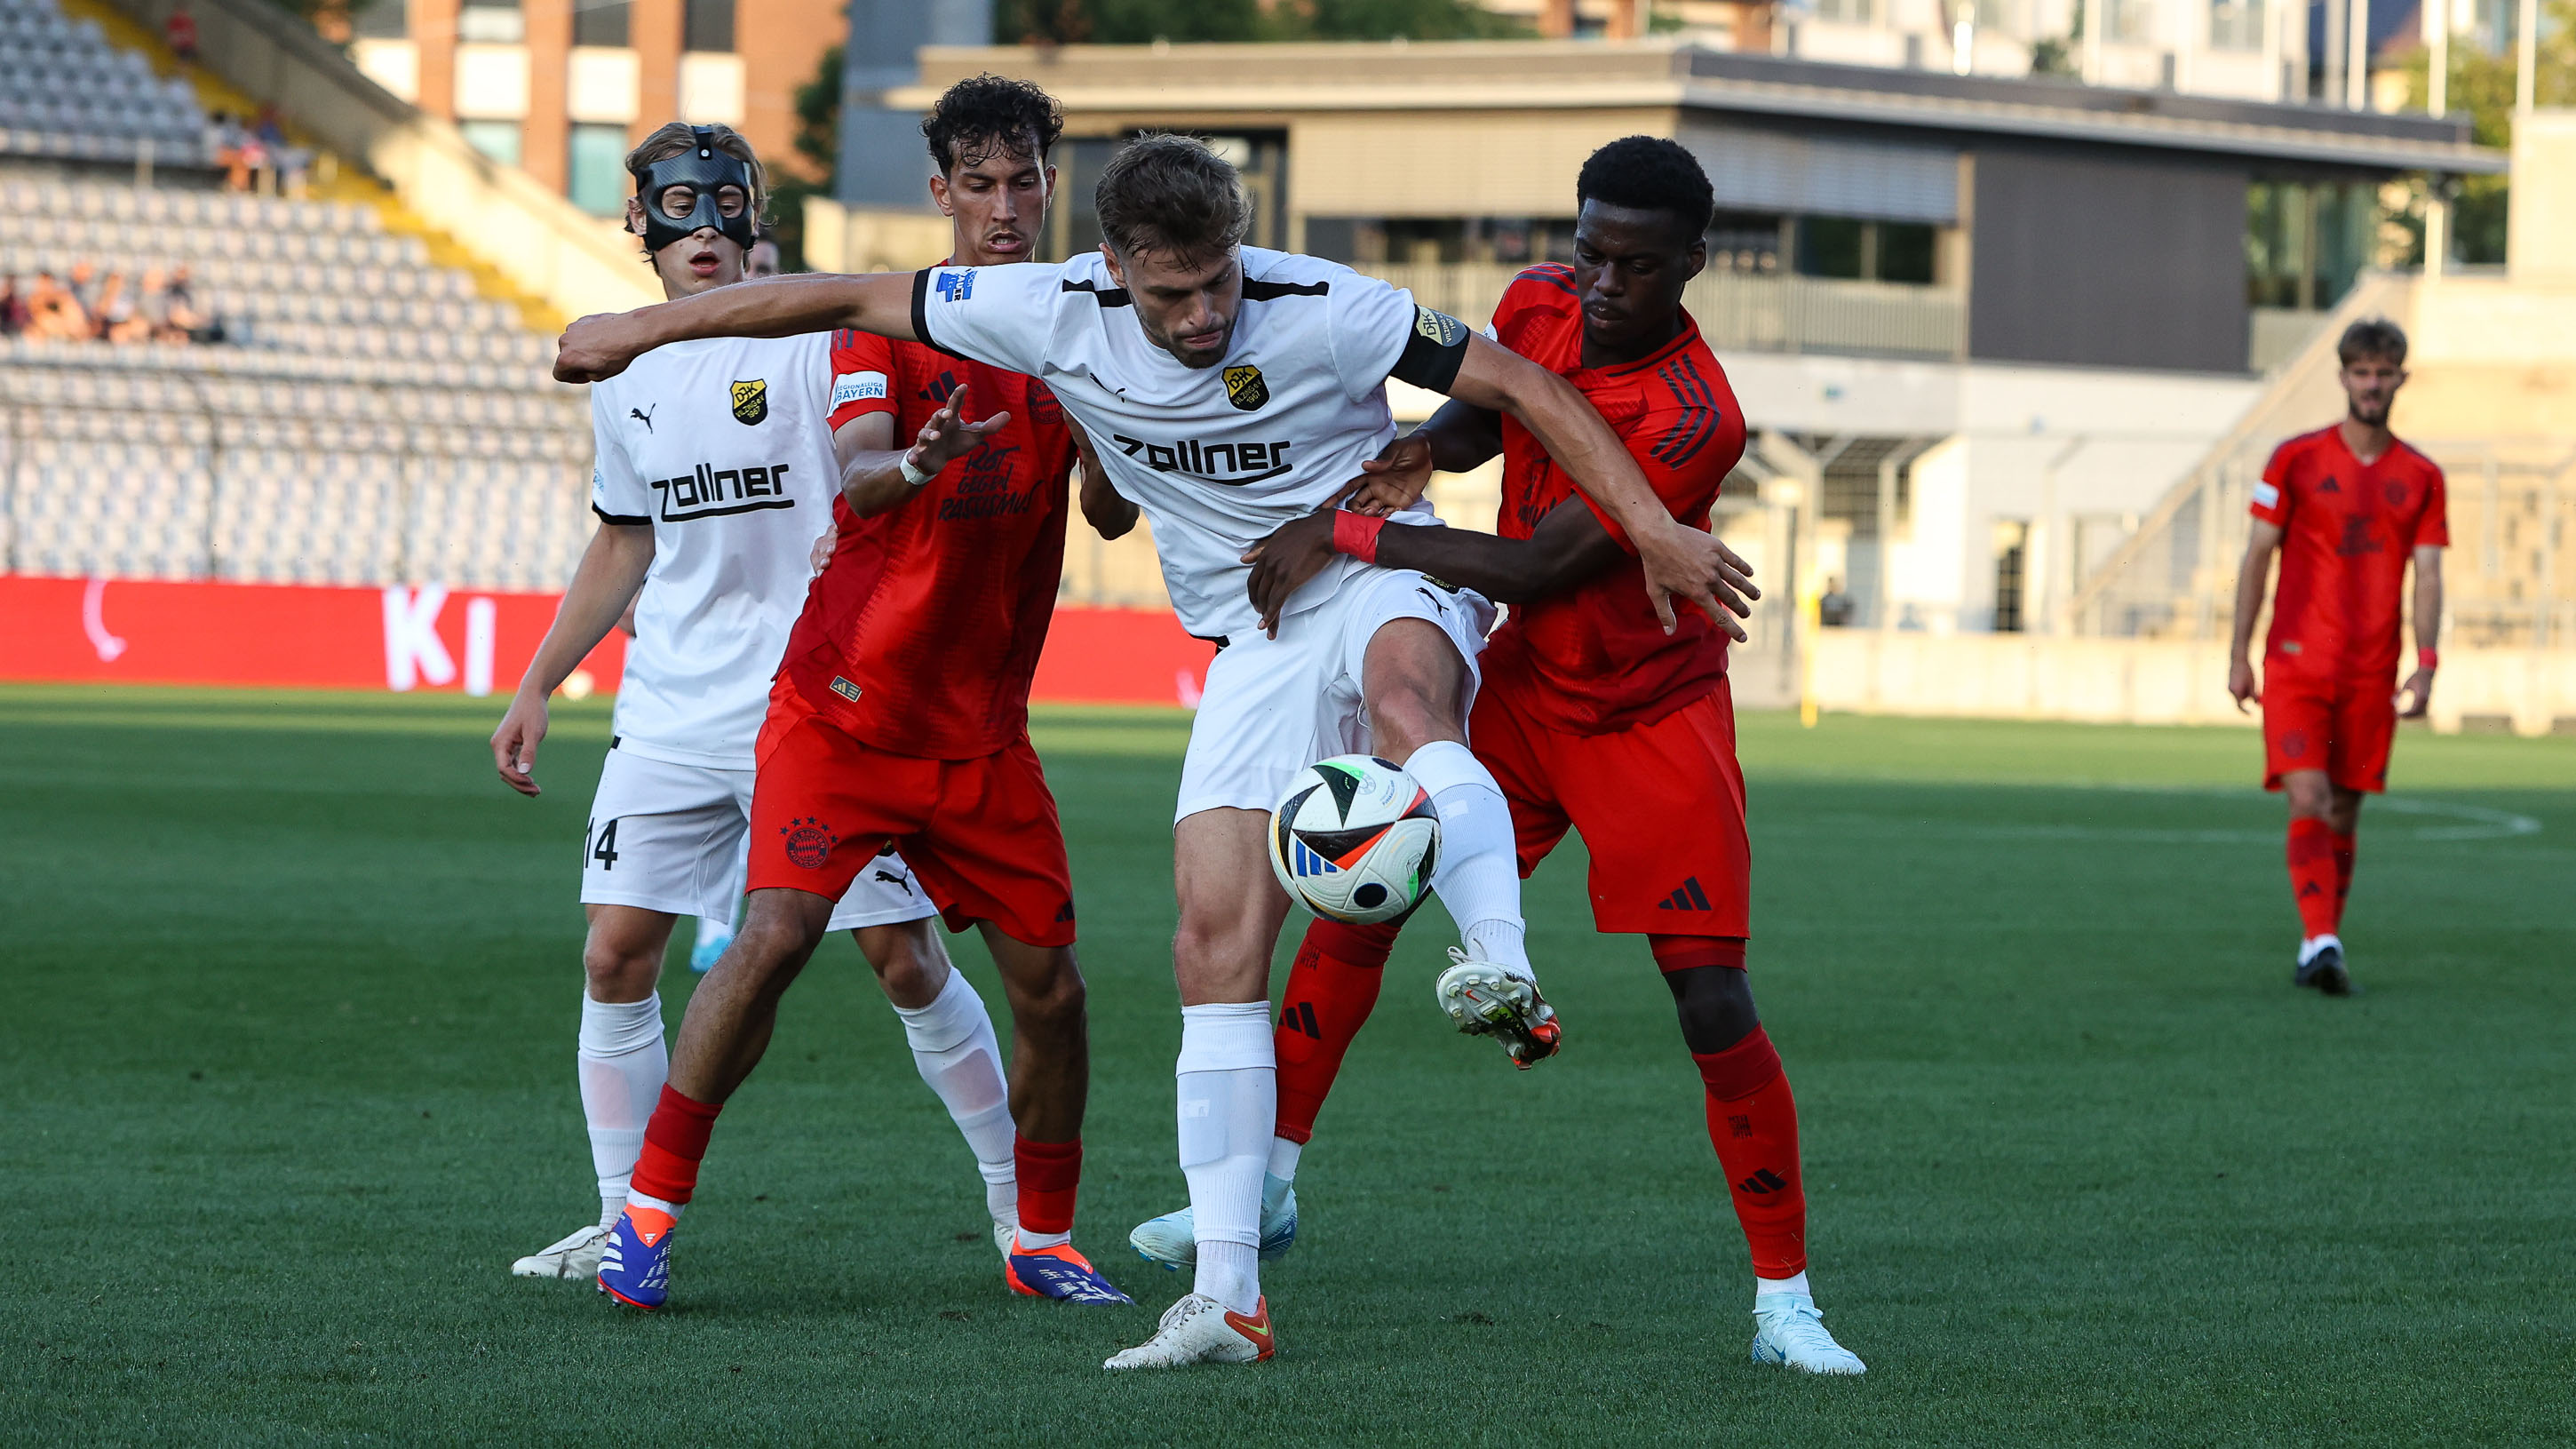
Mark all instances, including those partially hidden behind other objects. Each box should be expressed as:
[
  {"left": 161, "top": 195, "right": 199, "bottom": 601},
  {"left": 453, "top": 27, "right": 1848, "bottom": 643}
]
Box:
[
  {"left": 579, "top": 746, "right": 935, "bottom": 929},
  {"left": 1173, "top": 564, "right": 1496, "bottom": 824}
]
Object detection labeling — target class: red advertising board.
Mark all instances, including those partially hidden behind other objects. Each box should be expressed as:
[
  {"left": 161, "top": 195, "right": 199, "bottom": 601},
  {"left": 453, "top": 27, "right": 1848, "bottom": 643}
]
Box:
[{"left": 0, "top": 575, "right": 1212, "bottom": 707}]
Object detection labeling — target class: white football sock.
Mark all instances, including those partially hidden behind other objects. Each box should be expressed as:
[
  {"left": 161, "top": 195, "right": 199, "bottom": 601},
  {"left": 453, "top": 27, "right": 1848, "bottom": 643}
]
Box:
[
  {"left": 1176, "top": 1001, "right": 1274, "bottom": 1315},
  {"left": 577, "top": 992, "right": 667, "bottom": 1226},
  {"left": 2299, "top": 934, "right": 2341, "bottom": 965},
  {"left": 891, "top": 967, "right": 1019, "bottom": 1227},
  {"left": 1403, "top": 739, "right": 1530, "bottom": 972},
  {"left": 1756, "top": 1270, "right": 1812, "bottom": 1302},
  {"left": 1266, "top": 1135, "right": 1303, "bottom": 1184}
]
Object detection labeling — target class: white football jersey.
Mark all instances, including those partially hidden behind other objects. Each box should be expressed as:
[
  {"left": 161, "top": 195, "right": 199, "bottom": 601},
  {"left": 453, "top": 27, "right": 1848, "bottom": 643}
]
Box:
[
  {"left": 910, "top": 247, "right": 1448, "bottom": 638},
  {"left": 586, "top": 332, "right": 838, "bottom": 769}
]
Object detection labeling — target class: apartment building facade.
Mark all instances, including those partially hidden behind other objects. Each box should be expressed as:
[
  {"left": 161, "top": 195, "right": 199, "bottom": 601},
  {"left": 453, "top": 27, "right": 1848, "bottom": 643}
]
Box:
[{"left": 343, "top": 0, "right": 842, "bottom": 213}]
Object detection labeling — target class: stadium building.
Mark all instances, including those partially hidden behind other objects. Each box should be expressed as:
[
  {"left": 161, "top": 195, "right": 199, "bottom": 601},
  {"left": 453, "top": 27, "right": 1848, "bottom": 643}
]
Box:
[{"left": 3, "top": 0, "right": 2572, "bottom": 731}]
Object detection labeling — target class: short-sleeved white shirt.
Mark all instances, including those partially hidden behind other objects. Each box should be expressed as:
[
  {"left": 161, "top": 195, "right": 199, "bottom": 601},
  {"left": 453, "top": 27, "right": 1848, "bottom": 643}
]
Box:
[
  {"left": 586, "top": 332, "right": 839, "bottom": 769},
  {"left": 910, "top": 247, "right": 1445, "bottom": 639}
]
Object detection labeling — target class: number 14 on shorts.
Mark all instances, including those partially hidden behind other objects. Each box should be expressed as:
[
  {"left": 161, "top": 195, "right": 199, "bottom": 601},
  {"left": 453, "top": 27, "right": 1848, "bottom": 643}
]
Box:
[{"left": 587, "top": 817, "right": 622, "bottom": 871}]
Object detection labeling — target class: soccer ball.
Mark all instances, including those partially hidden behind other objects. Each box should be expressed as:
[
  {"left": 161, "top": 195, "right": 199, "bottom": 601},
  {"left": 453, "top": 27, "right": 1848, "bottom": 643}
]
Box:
[{"left": 1268, "top": 755, "right": 1440, "bottom": 924}]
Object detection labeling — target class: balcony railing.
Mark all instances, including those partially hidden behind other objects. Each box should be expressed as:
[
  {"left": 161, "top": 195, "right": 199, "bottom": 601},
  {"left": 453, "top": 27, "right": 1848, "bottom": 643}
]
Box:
[{"left": 1355, "top": 263, "right": 1966, "bottom": 362}]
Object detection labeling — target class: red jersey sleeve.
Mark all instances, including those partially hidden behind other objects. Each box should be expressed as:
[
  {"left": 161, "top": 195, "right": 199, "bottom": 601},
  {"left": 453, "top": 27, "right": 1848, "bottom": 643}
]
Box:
[
  {"left": 2414, "top": 461, "right": 2450, "bottom": 548},
  {"left": 825, "top": 327, "right": 897, "bottom": 432},
  {"left": 2251, "top": 440, "right": 2295, "bottom": 526},
  {"left": 1573, "top": 362, "right": 1742, "bottom": 555}
]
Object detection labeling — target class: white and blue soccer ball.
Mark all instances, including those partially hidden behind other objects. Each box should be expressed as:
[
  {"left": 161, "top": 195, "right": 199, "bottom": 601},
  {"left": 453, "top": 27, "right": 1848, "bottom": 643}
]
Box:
[{"left": 1268, "top": 754, "right": 1440, "bottom": 925}]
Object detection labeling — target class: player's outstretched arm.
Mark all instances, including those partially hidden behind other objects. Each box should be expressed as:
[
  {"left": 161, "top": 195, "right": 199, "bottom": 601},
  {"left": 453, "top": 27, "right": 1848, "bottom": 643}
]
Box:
[
  {"left": 555, "top": 273, "right": 920, "bottom": 384},
  {"left": 491, "top": 521, "right": 654, "bottom": 796},
  {"left": 831, "top": 385, "right": 1010, "bottom": 518},
  {"left": 2227, "top": 520, "right": 2283, "bottom": 712},
  {"left": 1242, "top": 498, "right": 1633, "bottom": 637},
  {"left": 1439, "top": 332, "right": 1755, "bottom": 633}
]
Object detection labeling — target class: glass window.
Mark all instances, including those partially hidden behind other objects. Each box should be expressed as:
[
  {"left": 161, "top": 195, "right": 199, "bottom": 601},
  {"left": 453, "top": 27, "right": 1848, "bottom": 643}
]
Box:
[
  {"left": 683, "top": 0, "right": 733, "bottom": 52},
  {"left": 568, "top": 123, "right": 628, "bottom": 217},
  {"left": 574, "top": 0, "right": 629, "bottom": 47},
  {"left": 351, "top": 0, "right": 408, "bottom": 40},
  {"left": 458, "top": 2, "right": 523, "bottom": 42},
  {"left": 1877, "top": 221, "right": 1936, "bottom": 283},
  {"left": 2209, "top": 0, "right": 2263, "bottom": 50},
  {"left": 461, "top": 119, "right": 522, "bottom": 167},
  {"left": 1797, "top": 217, "right": 1865, "bottom": 279}
]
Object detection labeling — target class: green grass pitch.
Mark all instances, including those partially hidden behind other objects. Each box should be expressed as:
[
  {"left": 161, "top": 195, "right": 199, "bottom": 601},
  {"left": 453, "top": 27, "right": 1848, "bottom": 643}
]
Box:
[{"left": 4, "top": 685, "right": 2572, "bottom": 1444}]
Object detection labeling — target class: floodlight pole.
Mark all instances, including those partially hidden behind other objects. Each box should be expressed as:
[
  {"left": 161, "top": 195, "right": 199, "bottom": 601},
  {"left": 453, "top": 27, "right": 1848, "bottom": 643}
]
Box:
[{"left": 2427, "top": 0, "right": 2449, "bottom": 278}]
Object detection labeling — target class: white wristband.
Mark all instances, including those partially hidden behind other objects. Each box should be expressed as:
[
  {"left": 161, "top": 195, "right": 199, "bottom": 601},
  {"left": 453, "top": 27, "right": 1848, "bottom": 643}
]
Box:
[{"left": 899, "top": 454, "right": 936, "bottom": 488}]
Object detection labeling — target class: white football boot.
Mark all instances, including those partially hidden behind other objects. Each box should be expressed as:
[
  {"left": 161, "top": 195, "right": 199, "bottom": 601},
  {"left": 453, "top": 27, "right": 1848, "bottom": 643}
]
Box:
[
  {"left": 1433, "top": 950, "right": 1562, "bottom": 1068},
  {"left": 1749, "top": 1292, "right": 1867, "bottom": 1374},
  {"left": 992, "top": 1217, "right": 1018, "bottom": 1262},
  {"left": 1102, "top": 1293, "right": 1275, "bottom": 1370},
  {"left": 1128, "top": 1176, "right": 1300, "bottom": 1270},
  {"left": 510, "top": 1221, "right": 611, "bottom": 1279}
]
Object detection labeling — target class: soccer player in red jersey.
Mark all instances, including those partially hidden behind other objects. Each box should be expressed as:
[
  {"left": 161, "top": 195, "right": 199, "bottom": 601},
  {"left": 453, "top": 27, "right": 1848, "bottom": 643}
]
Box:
[
  {"left": 1142, "top": 136, "right": 1864, "bottom": 1374},
  {"left": 2228, "top": 319, "right": 2446, "bottom": 996},
  {"left": 595, "top": 77, "right": 1141, "bottom": 1310}
]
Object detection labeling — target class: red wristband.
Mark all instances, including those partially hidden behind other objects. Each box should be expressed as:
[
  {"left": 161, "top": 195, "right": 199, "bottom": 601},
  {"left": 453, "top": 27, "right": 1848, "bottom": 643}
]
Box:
[
  {"left": 1332, "top": 510, "right": 1385, "bottom": 566},
  {"left": 2418, "top": 647, "right": 2438, "bottom": 672}
]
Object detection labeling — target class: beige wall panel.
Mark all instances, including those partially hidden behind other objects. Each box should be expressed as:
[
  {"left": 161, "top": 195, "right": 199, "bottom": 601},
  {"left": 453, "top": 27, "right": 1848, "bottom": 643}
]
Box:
[{"left": 1291, "top": 108, "right": 1672, "bottom": 218}]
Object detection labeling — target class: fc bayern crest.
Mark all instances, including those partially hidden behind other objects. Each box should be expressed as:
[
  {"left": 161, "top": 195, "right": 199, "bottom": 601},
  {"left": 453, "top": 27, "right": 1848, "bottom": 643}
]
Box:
[
  {"left": 781, "top": 816, "right": 838, "bottom": 869},
  {"left": 729, "top": 378, "right": 768, "bottom": 426},
  {"left": 1222, "top": 364, "right": 1269, "bottom": 411}
]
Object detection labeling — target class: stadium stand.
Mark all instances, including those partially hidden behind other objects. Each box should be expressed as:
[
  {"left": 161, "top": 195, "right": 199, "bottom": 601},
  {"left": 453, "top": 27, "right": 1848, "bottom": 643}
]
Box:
[
  {"left": 1, "top": 175, "right": 592, "bottom": 590},
  {"left": 0, "top": 0, "right": 208, "bottom": 166}
]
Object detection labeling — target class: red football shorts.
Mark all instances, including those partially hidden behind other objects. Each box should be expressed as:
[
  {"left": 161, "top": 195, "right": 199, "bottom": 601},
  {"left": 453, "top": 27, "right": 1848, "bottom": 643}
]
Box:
[
  {"left": 2261, "top": 665, "right": 2396, "bottom": 794},
  {"left": 749, "top": 679, "right": 1076, "bottom": 946},
  {"left": 1469, "top": 675, "right": 1750, "bottom": 939}
]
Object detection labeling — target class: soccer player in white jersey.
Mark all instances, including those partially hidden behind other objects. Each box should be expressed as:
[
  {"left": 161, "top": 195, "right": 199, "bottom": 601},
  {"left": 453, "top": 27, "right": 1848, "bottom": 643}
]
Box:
[
  {"left": 493, "top": 122, "right": 1030, "bottom": 1281},
  {"left": 554, "top": 133, "right": 1757, "bottom": 1368}
]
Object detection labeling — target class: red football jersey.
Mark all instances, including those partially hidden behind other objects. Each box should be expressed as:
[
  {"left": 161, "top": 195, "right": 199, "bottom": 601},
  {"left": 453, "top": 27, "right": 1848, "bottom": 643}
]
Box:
[
  {"left": 774, "top": 327, "right": 1077, "bottom": 759},
  {"left": 2251, "top": 426, "right": 2447, "bottom": 683},
  {"left": 1476, "top": 266, "right": 1747, "bottom": 736}
]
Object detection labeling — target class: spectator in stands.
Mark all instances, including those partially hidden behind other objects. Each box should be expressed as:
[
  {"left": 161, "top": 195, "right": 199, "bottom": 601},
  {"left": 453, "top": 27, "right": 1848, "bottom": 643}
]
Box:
[
  {"left": 98, "top": 271, "right": 144, "bottom": 344},
  {"left": 163, "top": 264, "right": 215, "bottom": 342},
  {"left": 213, "top": 112, "right": 251, "bottom": 192},
  {"left": 746, "top": 233, "right": 783, "bottom": 279},
  {"left": 0, "top": 276, "right": 24, "bottom": 336},
  {"left": 25, "top": 272, "right": 90, "bottom": 340},
  {"left": 68, "top": 261, "right": 105, "bottom": 332},
  {"left": 166, "top": 4, "right": 200, "bottom": 65}
]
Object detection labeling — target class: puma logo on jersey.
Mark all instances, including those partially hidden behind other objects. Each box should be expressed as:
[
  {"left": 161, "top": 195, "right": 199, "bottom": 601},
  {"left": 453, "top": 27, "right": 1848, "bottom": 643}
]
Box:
[
  {"left": 1110, "top": 433, "right": 1292, "bottom": 484},
  {"left": 630, "top": 405, "right": 656, "bottom": 433}
]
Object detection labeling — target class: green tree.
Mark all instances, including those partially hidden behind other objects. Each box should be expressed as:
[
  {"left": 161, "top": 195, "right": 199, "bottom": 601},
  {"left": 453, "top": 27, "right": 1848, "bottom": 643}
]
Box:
[{"left": 2387, "top": 0, "right": 2576, "bottom": 265}]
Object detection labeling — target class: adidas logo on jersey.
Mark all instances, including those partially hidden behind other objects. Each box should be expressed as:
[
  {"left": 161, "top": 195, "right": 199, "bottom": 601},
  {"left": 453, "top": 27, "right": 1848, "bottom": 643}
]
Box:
[{"left": 1110, "top": 432, "right": 1293, "bottom": 484}]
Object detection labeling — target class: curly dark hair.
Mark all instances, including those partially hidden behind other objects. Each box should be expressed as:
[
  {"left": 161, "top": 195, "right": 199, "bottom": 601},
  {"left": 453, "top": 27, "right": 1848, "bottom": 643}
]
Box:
[
  {"left": 922, "top": 73, "right": 1064, "bottom": 175},
  {"left": 2337, "top": 317, "right": 2407, "bottom": 366},
  {"left": 1575, "top": 135, "right": 1715, "bottom": 245}
]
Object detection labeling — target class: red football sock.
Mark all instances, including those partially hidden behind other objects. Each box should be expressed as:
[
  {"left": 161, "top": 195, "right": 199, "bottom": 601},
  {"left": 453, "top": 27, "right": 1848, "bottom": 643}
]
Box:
[
  {"left": 1013, "top": 1135, "right": 1081, "bottom": 1237},
  {"left": 2286, "top": 817, "right": 2341, "bottom": 939},
  {"left": 1649, "top": 934, "right": 1748, "bottom": 973},
  {"left": 1273, "top": 918, "right": 1399, "bottom": 1145},
  {"left": 2329, "top": 830, "right": 2357, "bottom": 929},
  {"left": 627, "top": 1083, "right": 722, "bottom": 1206},
  {"left": 1693, "top": 1026, "right": 1807, "bottom": 1280}
]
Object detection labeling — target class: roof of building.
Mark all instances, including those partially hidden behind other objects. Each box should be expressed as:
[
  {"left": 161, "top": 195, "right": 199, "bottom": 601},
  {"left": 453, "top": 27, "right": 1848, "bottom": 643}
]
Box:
[{"left": 909, "top": 40, "right": 2505, "bottom": 176}]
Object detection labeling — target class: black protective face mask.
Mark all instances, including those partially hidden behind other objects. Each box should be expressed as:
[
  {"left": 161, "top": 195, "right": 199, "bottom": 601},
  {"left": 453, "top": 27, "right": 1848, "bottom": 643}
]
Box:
[{"left": 636, "top": 126, "right": 756, "bottom": 255}]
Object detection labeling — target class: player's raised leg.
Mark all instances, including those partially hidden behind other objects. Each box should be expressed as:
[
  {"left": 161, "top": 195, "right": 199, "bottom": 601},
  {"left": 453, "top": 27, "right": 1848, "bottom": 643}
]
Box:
[
  {"left": 1362, "top": 614, "right": 1558, "bottom": 1067},
  {"left": 1106, "top": 809, "right": 1286, "bottom": 1368}
]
